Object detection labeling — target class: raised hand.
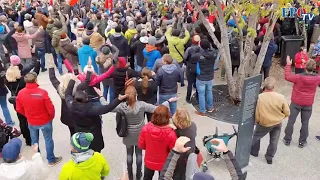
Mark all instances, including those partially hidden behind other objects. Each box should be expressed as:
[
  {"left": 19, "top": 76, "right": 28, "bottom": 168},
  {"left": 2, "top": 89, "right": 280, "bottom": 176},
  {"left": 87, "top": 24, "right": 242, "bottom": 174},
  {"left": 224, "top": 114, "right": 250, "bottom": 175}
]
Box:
[{"left": 210, "top": 139, "right": 228, "bottom": 153}]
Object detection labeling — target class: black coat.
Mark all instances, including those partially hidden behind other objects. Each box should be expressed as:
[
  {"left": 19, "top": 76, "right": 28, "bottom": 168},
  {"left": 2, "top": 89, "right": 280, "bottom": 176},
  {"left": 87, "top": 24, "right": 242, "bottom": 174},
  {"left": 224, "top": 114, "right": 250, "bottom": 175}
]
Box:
[
  {"left": 49, "top": 68, "right": 75, "bottom": 128},
  {"left": 110, "top": 67, "right": 141, "bottom": 98},
  {"left": 131, "top": 40, "right": 147, "bottom": 67},
  {"left": 65, "top": 80, "right": 122, "bottom": 152},
  {"left": 109, "top": 34, "right": 130, "bottom": 57},
  {"left": 135, "top": 78, "right": 157, "bottom": 104}
]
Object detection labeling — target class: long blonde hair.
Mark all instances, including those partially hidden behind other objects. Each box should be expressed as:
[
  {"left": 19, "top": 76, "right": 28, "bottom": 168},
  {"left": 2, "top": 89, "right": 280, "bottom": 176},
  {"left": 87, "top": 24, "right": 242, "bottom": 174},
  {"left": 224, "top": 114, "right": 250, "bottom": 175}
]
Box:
[
  {"left": 6, "top": 66, "right": 21, "bottom": 82},
  {"left": 58, "top": 73, "right": 74, "bottom": 99}
]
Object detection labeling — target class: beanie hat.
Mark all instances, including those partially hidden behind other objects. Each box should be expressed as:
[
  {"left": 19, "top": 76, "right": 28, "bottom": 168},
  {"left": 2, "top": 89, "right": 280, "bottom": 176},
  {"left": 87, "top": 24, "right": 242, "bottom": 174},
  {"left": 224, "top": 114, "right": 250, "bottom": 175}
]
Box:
[
  {"left": 71, "top": 132, "right": 94, "bottom": 153},
  {"left": 136, "top": 24, "right": 143, "bottom": 33},
  {"left": 2, "top": 138, "right": 22, "bottom": 162},
  {"left": 102, "top": 46, "right": 111, "bottom": 55},
  {"left": 192, "top": 35, "right": 201, "bottom": 45},
  {"left": 76, "top": 22, "right": 84, "bottom": 29},
  {"left": 111, "top": 22, "right": 118, "bottom": 29},
  {"left": 193, "top": 172, "right": 215, "bottom": 180},
  {"left": 128, "top": 21, "right": 135, "bottom": 29},
  {"left": 24, "top": 13, "right": 32, "bottom": 20},
  {"left": 10, "top": 55, "right": 21, "bottom": 66},
  {"left": 117, "top": 57, "right": 127, "bottom": 68},
  {"left": 148, "top": 36, "right": 157, "bottom": 46},
  {"left": 86, "top": 22, "right": 94, "bottom": 30},
  {"left": 53, "top": 21, "right": 63, "bottom": 29}
]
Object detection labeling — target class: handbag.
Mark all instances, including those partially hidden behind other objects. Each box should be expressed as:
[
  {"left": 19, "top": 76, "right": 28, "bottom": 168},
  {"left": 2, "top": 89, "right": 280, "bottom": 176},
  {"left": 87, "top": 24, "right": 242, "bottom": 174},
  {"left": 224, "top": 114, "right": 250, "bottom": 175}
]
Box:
[
  {"left": 116, "top": 111, "right": 128, "bottom": 137},
  {"left": 8, "top": 81, "right": 20, "bottom": 104}
]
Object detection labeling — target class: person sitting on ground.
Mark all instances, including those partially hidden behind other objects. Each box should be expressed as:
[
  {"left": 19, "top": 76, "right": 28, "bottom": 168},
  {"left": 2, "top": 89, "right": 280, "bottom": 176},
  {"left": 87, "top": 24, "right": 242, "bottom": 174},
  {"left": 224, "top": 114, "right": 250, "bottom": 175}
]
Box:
[
  {"left": 0, "top": 139, "right": 48, "bottom": 180},
  {"left": 59, "top": 132, "right": 110, "bottom": 180},
  {"left": 159, "top": 137, "right": 245, "bottom": 180}
]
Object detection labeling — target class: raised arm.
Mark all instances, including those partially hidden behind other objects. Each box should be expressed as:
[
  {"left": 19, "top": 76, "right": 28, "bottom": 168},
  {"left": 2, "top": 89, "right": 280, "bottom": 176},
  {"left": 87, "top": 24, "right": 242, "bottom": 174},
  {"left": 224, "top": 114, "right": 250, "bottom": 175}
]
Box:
[
  {"left": 65, "top": 79, "right": 76, "bottom": 109},
  {"left": 88, "top": 98, "right": 122, "bottom": 115},
  {"left": 284, "top": 57, "right": 298, "bottom": 83},
  {"left": 49, "top": 68, "right": 60, "bottom": 90}
]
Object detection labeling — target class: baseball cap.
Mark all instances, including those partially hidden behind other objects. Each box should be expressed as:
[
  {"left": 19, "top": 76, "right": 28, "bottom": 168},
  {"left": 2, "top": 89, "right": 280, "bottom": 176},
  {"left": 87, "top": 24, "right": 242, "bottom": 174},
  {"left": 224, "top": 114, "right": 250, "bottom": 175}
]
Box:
[{"left": 2, "top": 138, "right": 22, "bottom": 162}]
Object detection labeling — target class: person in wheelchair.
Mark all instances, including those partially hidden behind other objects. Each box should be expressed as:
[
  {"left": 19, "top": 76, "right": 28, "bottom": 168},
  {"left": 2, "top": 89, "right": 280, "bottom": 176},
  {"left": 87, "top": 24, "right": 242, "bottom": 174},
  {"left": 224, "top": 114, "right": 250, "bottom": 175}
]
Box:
[{"left": 159, "top": 137, "right": 245, "bottom": 180}]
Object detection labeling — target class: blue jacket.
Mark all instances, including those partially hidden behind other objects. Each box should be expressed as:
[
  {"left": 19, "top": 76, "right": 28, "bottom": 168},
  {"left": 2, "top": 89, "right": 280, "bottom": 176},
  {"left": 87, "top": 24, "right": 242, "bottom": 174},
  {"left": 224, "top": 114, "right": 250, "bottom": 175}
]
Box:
[
  {"left": 255, "top": 40, "right": 278, "bottom": 68},
  {"left": 143, "top": 48, "right": 162, "bottom": 69},
  {"left": 78, "top": 45, "right": 98, "bottom": 73}
]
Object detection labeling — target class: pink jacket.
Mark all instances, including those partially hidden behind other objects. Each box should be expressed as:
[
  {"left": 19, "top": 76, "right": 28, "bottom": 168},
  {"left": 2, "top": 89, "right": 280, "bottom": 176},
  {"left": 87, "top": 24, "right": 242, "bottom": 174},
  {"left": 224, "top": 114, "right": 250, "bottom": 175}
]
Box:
[{"left": 12, "top": 31, "right": 40, "bottom": 59}]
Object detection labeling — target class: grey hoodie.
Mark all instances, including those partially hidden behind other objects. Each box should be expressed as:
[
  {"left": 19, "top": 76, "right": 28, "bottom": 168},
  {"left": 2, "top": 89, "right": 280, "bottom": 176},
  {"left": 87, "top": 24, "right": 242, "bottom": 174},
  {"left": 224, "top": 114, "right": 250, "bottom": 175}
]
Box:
[{"left": 156, "top": 64, "right": 182, "bottom": 95}]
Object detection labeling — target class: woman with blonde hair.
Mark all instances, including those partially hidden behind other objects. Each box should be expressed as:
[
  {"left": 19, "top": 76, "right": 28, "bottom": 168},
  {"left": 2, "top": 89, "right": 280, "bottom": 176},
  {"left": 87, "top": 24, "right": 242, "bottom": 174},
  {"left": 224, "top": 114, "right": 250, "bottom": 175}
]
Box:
[
  {"left": 96, "top": 86, "right": 177, "bottom": 180},
  {"left": 171, "top": 108, "right": 197, "bottom": 179},
  {"left": 48, "top": 58, "right": 78, "bottom": 136},
  {"left": 5, "top": 55, "right": 39, "bottom": 146},
  {"left": 135, "top": 67, "right": 157, "bottom": 121}
]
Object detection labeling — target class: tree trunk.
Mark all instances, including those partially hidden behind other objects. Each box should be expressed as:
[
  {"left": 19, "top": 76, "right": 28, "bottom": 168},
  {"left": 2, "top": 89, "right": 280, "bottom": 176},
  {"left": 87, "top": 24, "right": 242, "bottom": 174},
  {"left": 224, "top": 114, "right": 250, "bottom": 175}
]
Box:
[
  {"left": 295, "top": 16, "right": 300, "bottom": 35},
  {"left": 194, "top": 0, "right": 236, "bottom": 99},
  {"left": 302, "top": 21, "right": 307, "bottom": 49},
  {"left": 234, "top": 9, "right": 259, "bottom": 101},
  {"left": 253, "top": 9, "right": 278, "bottom": 75}
]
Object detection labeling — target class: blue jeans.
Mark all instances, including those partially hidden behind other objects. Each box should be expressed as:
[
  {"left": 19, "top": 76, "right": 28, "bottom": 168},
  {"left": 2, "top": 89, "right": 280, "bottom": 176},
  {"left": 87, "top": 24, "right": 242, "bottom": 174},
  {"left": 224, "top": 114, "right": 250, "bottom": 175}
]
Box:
[
  {"left": 159, "top": 93, "right": 177, "bottom": 115},
  {"left": 28, "top": 121, "right": 55, "bottom": 163},
  {"left": 57, "top": 53, "right": 63, "bottom": 75},
  {"left": 0, "top": 95, "right": 13, "bottom": 126},
  {"left": 103, "top": 85, "right": 115, "bottom": 102},
  {"left": 196, "top": 79, "right": 213, "bottom": 113},
  {"left": 134, "top": 56, "right": 142, "bottom": 71},
  {"left": 36, "top": 48, "right": 46, "bottom": 70}
]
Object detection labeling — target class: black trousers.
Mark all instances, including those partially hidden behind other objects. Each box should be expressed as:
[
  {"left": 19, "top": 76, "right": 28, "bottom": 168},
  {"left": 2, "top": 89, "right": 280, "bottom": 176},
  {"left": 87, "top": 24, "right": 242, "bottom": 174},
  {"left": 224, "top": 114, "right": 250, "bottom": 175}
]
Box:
[
  {"left": 261, "top": 66, "right": 271, "bottom": 80},
  {"left": 143, "top": 166, "right": 159, "bottom": 180},
  {"left": 17, "top": 112, "right": 31, "bottom": 145},
  {"left": 232, "top": 65, "right": 239, "bottom": 75},
  {"left": 68, "top": 126, "right": 76, "bottom": 137},
  {"left": 186, "top": 68, "right": 198, "bottom": 100},
  {"left": 126, "top": 146, "right": 142, "bottom": 178}
]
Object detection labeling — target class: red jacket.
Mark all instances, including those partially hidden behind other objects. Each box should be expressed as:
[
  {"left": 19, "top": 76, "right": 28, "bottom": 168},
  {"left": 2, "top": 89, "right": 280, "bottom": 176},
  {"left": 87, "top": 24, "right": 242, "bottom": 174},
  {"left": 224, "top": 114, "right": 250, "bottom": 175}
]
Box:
[
  {"left": 294, "top": 52, "right": 309, "bottom": 69},
  {"left": 138, "top": 122, "right": 177, "bottom": 171},
  {"left": 16, "top": 83, "right": 55, "bottom": 126},
  {"left": 285, "top": 65, "right": 320, "bottom": 106}
]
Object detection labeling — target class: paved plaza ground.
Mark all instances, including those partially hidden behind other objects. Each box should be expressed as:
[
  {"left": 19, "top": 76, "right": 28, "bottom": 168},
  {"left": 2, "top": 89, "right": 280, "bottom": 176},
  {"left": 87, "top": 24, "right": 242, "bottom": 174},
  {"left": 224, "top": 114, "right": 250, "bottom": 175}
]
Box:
[{"left": 1, "top": 62, "right": 320, "bottom": 180}]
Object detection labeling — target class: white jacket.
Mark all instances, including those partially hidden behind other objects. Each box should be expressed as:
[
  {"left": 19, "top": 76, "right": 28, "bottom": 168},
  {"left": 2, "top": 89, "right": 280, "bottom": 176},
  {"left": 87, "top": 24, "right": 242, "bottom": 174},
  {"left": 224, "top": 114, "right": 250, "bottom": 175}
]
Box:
[{"left": 0, "top": 153, "right": 49, "bottom": 180}]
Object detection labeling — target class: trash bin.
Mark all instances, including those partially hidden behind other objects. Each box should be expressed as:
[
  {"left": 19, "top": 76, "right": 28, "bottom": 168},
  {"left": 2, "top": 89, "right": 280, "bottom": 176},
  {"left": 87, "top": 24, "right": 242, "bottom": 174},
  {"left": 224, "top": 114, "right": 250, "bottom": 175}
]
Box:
[{"left": 281, "top": 35, "right": 304, "bottom": 66}]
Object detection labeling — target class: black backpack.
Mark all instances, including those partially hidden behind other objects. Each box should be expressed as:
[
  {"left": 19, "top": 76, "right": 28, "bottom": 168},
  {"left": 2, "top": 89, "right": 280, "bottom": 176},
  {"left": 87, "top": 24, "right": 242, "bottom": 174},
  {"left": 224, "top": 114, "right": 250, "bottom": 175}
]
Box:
[
  {"left": 0, "top": 126, "right": 9, "bottom": 152},
  {"left": 116, "top": 111, "right": 128, "bottom": 137}
]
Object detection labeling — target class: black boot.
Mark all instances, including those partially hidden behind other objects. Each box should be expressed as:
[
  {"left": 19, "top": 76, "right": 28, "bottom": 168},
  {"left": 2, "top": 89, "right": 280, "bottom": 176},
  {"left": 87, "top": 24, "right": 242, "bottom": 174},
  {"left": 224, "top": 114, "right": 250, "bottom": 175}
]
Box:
[
  {"left": 136, "top": 169, "right": 142, "bottom": 180},
  {"left": 128, "top": 167, "right": 133, "bottom": 180}
]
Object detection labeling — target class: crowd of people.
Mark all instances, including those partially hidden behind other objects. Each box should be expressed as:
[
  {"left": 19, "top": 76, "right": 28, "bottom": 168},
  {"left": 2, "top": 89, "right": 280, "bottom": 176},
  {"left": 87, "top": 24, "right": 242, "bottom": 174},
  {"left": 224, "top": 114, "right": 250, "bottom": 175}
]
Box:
[{"left": 0, "top": 0, "right": 318, "bottom": 179}]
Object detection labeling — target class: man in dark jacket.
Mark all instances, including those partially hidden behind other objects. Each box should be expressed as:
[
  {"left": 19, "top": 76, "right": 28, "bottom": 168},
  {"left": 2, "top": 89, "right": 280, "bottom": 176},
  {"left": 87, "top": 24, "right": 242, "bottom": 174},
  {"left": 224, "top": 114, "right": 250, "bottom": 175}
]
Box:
[
  {"left": 157, "top": 54, "right": 182, "bottom": 115},
  {"left": 195, "top": 39, "right": 217, "bottom": 116},
  {"left": 184, "top": 35, "right": 201, "bottom": 103},
  {"left": 131, "top": 29, "right": 148, "bottom": 71},
  {"left": 254, "top": 38, "right": 278, "bottom": 79},
  {"left": 109, "top": 26, "right": 129, "bottom": 59}
]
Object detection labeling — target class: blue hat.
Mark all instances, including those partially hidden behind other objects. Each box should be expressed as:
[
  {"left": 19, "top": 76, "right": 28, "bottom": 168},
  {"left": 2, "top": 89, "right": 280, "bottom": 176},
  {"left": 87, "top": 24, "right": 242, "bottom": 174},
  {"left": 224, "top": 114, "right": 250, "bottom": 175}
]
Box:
[
  {"left": 193, "top": 172, "right": 215, "bottom": 180},
  {"left": 0, "top": 26, "right": 5, "bottom": 34},
  {"left": 2, "top": 138, "right": 22, "bottom": 162},
  {"left": 71, "top": 132, "right": 94, "bottom": 153},
  {"left": 227, "top": 19, "right": 236, "bottom": 28}
]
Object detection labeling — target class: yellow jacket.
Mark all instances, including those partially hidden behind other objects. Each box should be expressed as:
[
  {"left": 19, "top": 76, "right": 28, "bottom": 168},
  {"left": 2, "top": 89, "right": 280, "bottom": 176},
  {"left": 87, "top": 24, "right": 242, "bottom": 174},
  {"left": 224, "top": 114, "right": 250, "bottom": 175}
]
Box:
[
  {"left": 165, "top": 27, "right": 190, "bottom": 63},
  {"left": 255, "top": 91, "right": 290, "bottom": 127},
  {"left": 59, "top": 152, "right": 110, "bottom": 180}
]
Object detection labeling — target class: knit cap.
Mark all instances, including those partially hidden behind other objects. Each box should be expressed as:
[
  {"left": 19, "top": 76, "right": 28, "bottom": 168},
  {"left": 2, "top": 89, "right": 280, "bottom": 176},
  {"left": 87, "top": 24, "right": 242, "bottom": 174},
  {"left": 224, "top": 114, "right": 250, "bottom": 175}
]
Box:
[
  {"left": 71, "top": 132, "right": 94, "bottom": 153},
  {"left": 193, "top": 172, "right": 215, "bottom": 180},
  {"left": 148, "top": 36, "right": 157, "bottom": 46},
  {"left": 86, "top": 22, "right": 94, "bottom": 30},
  {"left": 24, "top": 13, "right": 32, "bottom": 20},
  {"left": 10, "top": 55, "right": 21, "bottom": 66},
  {"left": 102, "top": 46, "right": 111, "bottom": 55},
  {"left": 111, "top": 22, "right": 118, "bottom": 29}
]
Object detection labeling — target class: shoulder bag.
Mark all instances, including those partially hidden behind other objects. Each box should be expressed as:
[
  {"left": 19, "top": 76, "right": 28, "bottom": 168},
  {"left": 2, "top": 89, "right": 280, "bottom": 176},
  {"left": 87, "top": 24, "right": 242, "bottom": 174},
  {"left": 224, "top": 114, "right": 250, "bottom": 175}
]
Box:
[
  {"left": 8, "top": 81, "right": 20, "bottom": 104},
  {"left": 173, "top": 44, "right": 184, "bottom": 59},
  {"left": 116, "top": 111, "right": 128, "bottom": 137}
]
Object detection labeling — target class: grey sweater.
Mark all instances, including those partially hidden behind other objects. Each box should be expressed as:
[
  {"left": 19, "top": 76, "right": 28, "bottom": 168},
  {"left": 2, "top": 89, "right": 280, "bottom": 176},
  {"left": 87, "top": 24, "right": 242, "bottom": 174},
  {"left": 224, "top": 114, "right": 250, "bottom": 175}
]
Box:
[{"left": 100, "top": 98, "right": 169, "bottom": 146}]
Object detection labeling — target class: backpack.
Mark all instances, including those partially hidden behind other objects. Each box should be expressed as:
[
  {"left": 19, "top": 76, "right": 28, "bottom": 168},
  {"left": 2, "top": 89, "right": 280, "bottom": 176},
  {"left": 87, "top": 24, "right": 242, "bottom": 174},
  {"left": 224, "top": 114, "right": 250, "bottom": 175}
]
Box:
[
  {"left": 230, "top": 37, "right": 241, "bottom": 61},
  {"left": 116, "top": 111, "right": 128, "bottom": 137}
]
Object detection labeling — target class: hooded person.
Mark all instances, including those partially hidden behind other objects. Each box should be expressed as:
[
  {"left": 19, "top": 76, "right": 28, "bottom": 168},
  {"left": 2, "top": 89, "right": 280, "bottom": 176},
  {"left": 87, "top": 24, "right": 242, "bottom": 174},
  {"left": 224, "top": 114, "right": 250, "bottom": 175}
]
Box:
[
  {"left": 83, "top": 22, "right": 104, "bottom": 51},
  {"left": 59, "top": 133, "right": 110, "bottom": 179},
  {"left": 143, "top": 36, "right": 162, "bottom": 69},
  {"left": 131, "top": 29, "right": 148, "bottom": 71},
  {"left": 59, "top": 32, "right": 79, "bottom": 69},
  {"left": 23, "top": 13, "right": 33, "bottom": 35},
  {"left": 0, "top": 139, "right": 49, "bottom": 180},
  {"left": 109, "top": 25, "right": 130, "bottom": 58},
  {"left": 77, "top": 37, "right": 99, "bottom": 73},
  {"left": 125, "top": 21, "right": 137, "bottom": 44}
]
